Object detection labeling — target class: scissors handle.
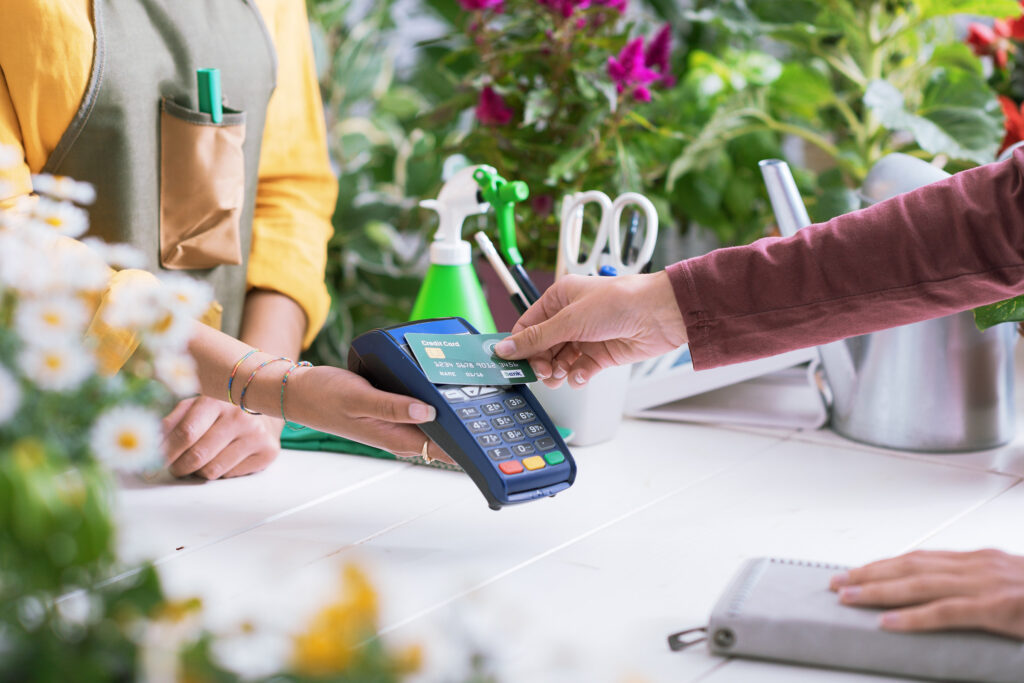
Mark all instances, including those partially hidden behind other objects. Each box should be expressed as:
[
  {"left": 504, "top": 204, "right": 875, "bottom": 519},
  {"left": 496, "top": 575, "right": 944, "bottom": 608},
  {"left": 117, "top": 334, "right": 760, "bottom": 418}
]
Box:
[
  {"left": 560, "top": 191, "right": 613, "bottom": 278},
  {"left": 606, "top": 193, "right": 658, "bottom": 275}
]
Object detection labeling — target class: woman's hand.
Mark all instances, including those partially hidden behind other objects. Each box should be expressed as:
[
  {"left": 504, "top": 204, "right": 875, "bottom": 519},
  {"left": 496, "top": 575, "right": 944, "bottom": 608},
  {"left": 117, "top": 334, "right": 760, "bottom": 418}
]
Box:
[
  {"left": 163, "top": 396, "right": 284, "bottom": 479},
  {"left": 494, "top": 271, "right": 688, "bottom": 388},
  {"left": 831, "top": 549, "right": 1024, "bottom": 640},
  {"left": 284, "top": 365, "right": 454, "bottom": 464}
]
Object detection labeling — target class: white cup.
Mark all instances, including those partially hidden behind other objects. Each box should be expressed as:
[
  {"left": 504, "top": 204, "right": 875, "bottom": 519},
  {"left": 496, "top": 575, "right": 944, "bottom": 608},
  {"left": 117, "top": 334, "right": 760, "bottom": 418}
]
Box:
[{"left": 530, "top": 364, "right": 632, "bottom": 446}]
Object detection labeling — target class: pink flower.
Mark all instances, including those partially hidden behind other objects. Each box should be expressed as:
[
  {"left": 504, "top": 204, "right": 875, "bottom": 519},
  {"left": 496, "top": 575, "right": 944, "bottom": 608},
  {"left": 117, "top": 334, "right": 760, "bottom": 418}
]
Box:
[
  {"left": 459, "top": 0, "right": 504, "bottom": 10},
  {"left": 475, "top": 87, "right": 514, "bottom": 126},
  {"left": 595, "top": 0, "right": 627, "bottom": 12},
  {"left": 607, "top": 37, "right": 659, "bottom": 101},
  {"left": 539, "top": 0, "right": 590, "bottom": 18},
  {"left": 645, "top": 24, "right": 675, "bottom": 87}
]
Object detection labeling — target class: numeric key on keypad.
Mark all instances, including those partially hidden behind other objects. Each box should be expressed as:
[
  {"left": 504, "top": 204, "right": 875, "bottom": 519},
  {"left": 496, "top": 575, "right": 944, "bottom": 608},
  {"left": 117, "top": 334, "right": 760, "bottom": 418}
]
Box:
[
  {"left": 503, "top": 396, "right": 526, "bottom": 409},
  {"left": 525, "top": 423, "right": 546, "bottom": 437},
  {"left": 512, "top": 443, "right": 536, "bottom": 456},
  {"left": 492, "top": 415, "right": 515, "bottom": 429},
  {"left": 477, "top": 434, "right": 501, "bottom": 447},
  {"left": 481, "top": 402, "right": 504, "bottom": 415},
  {"left": 467, "top": 420, "right": 491, "bottom": 433},
  {"left": 514, "top": 410, "right": 537, "bottom": 424},
  {"left": 456, "top": 406, "right": 480, "bottom": 419},
  {"left": 502, "top": 429, "right": 525, "bottom": 442}
]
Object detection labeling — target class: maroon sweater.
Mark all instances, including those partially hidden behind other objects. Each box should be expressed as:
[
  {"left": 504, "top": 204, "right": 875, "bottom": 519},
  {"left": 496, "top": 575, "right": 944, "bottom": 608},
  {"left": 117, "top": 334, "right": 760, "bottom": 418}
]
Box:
[{"left": 666, "top": 149, "right": 1024, "bottom": 370}]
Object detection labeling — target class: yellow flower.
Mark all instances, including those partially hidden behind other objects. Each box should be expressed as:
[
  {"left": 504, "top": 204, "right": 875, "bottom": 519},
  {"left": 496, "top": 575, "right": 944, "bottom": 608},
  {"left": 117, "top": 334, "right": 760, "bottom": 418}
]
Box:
[{"left": 291, "top": 564, "right": 382, "bottom": 676}]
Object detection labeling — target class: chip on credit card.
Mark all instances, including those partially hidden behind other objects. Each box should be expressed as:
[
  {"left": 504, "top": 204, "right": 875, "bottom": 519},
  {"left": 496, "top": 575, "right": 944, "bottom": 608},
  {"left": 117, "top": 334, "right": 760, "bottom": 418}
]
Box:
[{"left": 404, "top": 333, "right": 537, "bottom": 386}]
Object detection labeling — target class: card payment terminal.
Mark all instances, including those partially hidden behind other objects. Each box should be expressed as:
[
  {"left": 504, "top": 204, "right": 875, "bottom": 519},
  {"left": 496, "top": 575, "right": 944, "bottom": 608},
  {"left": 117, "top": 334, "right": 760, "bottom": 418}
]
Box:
[{"left": 348, "top": 318, "right": 577, "bottom": 510}]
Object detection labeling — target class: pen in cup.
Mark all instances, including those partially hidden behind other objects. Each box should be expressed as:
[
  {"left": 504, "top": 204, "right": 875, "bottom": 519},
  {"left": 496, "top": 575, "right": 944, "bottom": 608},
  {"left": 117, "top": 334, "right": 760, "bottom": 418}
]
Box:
[{"left": 474, "top": 231, "right": 531, "bottom": 315}]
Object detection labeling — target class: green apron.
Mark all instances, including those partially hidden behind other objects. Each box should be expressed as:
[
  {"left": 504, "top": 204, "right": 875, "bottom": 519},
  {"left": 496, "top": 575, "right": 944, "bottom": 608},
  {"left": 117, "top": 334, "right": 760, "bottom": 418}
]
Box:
[{"left": 42, "top": 0, "right": 277, "bottom": 337}]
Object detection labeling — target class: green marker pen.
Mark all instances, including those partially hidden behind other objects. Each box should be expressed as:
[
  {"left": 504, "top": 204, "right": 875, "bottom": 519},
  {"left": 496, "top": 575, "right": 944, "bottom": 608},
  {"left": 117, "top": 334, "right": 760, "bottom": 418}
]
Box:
[{"left": 197, "top": 68, "right": 222, "bottom": 124}]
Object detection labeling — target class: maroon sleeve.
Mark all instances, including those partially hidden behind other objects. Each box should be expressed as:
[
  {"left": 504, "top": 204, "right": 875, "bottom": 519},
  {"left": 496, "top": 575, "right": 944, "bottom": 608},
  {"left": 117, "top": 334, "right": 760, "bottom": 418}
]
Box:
[{"left": 666, "top": 148, "right": 1024, "bottom": 370}]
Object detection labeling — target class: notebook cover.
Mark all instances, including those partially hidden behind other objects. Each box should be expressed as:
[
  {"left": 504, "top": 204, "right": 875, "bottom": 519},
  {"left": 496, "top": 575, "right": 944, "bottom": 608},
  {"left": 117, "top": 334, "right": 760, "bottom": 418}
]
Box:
[{"left": 709, "top": 557, "right": 1024, "bottom": 683}]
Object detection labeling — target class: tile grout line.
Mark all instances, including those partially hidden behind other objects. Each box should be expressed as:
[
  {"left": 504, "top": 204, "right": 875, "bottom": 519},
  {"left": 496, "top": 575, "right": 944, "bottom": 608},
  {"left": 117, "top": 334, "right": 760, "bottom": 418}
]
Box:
[{"left": 896, "top": 477, "right": 1024, "bottom": 555}]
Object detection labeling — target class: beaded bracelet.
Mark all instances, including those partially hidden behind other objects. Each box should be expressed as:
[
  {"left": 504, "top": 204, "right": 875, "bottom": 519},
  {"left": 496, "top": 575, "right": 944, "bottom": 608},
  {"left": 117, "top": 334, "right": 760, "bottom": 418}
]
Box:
[
  {"left": 281, "top": 361, "right": 313, "bottom": 431},
  {"left": 238, "top": 357, "right": 291, "bottom": 415},
  {"left": 228, "top": 349, "right": 260, "bottom": 406}
]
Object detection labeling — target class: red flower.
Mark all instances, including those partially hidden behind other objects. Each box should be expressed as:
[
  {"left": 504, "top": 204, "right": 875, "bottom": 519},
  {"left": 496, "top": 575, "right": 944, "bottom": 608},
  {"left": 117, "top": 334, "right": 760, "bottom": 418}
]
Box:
[
  {"left": 999, "top": 95, "right": 1024, "bottom": 155},
  {"left": 967, "top": 6, "right": 1024, "bottom": 70},
  {"left": 475, "top": 87, "right": 514, "bottom": 126},
  {"left": 645, "top": 24, "right": 675, "bottom": 87},
  {"left": 608, "top": 37, "right": 659, "bottom": 102},
  {"left": 458, "top": 0, "right": 504, "bottom": 10}
]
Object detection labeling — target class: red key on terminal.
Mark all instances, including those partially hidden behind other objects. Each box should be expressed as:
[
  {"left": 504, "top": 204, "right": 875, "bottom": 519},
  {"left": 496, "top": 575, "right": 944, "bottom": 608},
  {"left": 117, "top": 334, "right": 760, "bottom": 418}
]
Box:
[{"left": 499, "top": 460, "right": 524, "bottom": 475}]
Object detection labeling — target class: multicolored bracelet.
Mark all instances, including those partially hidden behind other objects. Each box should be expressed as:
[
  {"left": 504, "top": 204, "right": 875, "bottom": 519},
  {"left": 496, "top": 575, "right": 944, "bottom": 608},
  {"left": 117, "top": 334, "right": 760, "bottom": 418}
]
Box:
[
  {"left": 238, "top": 357, "right": 291, "bottom": 415},
  {"left": 228, "top": 349, "right": 260, "bottom": 406},
  {"left": 281, "top": 361, "right": 313, "bottom": 430}
]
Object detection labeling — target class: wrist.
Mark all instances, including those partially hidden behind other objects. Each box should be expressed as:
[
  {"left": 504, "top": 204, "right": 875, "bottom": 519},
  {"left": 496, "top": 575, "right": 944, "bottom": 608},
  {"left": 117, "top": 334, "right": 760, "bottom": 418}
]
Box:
[{"left": 645, "top": 271, "right": 688, "bottom": 346}]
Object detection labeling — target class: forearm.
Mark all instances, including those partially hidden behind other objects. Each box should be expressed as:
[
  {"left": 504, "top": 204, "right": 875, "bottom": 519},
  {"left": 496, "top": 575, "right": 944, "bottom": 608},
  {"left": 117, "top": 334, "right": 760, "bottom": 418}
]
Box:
[
  {"left": 670, "top": 149, "right": 1024, "bottom": 370},
  {"left": 238, "top": 288, "right": 307, "bottom": 360}
]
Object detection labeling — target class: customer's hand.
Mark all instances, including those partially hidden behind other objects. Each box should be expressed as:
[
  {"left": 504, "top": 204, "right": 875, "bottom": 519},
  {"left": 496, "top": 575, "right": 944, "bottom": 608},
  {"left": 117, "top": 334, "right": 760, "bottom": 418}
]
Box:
[
  {"left": 830, "top": 549, "right": 1024, "bottom": 640},
  {"left": 284, "top": 365, "right": 454, "bottom": 464},
  {"left": 163, "top": 396, "right": 283, "bottom": 479},
  {"left": 494, "top": 272, "right": 688, "bottom": 388}
]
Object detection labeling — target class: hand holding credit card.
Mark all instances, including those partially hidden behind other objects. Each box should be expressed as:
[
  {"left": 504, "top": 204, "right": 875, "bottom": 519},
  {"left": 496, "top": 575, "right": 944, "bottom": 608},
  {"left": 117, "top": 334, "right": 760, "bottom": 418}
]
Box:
[{"left": 405, "top": 333, "right": 537, "bottom": 385}]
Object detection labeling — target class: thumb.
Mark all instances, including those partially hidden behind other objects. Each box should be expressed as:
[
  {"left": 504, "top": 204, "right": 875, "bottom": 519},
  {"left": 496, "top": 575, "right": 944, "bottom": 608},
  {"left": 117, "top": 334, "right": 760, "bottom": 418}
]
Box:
[{"left": 495, "top": 308, "right": 577, "bottom": 360}]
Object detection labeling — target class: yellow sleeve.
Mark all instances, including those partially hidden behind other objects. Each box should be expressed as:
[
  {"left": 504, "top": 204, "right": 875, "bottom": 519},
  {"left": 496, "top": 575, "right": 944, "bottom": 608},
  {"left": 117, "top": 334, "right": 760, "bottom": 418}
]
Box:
[
  {"left": 249, "top": 0, "right": 337, "bottom": 349},
  {"left": 0, "top": 67, "right": 33, "bottom": 207}
]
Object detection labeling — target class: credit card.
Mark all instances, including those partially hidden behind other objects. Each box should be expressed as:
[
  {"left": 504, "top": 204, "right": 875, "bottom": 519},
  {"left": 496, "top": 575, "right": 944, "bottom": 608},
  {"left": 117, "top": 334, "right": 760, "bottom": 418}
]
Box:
[{"left": 405, "top": 333, "right": 537, "bottom": 386}]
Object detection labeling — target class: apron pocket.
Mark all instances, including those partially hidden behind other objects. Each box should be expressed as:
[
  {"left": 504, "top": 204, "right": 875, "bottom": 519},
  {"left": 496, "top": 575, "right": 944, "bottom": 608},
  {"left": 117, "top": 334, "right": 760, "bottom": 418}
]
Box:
[{"left": 159, "top": 98, "right": 246, "bottom": 270}]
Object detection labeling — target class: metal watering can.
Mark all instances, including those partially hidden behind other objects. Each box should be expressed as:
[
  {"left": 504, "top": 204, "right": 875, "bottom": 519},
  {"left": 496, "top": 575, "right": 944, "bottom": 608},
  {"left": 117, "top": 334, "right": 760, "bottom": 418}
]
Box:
[{"left": 759, "top": 155, "right": 1016, "bottom": 452}]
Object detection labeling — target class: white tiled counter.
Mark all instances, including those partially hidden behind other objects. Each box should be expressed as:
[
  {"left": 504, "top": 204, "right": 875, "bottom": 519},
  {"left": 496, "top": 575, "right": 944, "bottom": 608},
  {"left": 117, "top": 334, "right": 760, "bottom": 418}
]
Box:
[{"left": 115, "top": 348, "right": 1024, "bottom": 682}]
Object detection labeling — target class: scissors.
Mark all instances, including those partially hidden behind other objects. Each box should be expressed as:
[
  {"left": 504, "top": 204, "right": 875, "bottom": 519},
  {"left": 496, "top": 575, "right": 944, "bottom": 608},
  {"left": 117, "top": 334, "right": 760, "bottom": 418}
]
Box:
[{"left": 556, "top": 191, "right": 659, "bottom": 279}]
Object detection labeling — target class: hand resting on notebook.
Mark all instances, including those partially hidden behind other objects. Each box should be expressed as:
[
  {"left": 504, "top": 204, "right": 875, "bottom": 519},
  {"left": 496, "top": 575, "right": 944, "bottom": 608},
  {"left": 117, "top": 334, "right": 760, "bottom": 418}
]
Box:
[{"left": 830, "top": 549, "right": 1024, "bottom": 640}]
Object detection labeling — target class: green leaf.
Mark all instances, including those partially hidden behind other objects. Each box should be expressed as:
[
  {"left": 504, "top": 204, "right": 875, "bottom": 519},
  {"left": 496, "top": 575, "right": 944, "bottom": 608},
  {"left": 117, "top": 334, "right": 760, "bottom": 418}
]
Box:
[
  {"left": 547, "top": 140, "right": 596, "bottom": 183},
  {"left": 974, "top": 295, "right": 1024, "bottom": 330},
  {"left": 864, "top": 73, "right": 1002, "bottom": 165},
  {"left": 769, "top": 62, "right": 833, "bottom": 122},
  {"left": 522, "top": 88, "right": 556, "bottom": 130},
  {"left": 917, "top": 0, "right": 1021, "bottom": 19}
]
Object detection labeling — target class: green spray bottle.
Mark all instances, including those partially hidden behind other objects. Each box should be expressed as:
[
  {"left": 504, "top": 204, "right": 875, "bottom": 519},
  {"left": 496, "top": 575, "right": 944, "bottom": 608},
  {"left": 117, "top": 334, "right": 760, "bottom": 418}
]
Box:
[{"left": 411, "top": 165, "right": 497, "bottom": 333}]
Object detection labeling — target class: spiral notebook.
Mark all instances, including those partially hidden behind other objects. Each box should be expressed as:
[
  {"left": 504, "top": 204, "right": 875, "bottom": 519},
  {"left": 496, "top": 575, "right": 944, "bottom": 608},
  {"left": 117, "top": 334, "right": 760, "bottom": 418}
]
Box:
[{"left": 669, "top": 557, "right": 1024, "bottom": 682}]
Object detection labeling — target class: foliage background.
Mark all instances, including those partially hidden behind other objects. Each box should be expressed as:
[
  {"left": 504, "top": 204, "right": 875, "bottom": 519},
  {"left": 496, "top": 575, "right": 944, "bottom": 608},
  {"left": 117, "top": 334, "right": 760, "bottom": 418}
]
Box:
[{"left": 304, "top": 0, "right": 1015, "bottom": 366}]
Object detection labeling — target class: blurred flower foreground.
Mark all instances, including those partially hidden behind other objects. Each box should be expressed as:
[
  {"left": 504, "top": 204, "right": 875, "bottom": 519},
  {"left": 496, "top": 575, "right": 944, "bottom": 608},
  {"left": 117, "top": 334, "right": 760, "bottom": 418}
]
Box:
[{"left": 0, "top": 145, "right": 420, "bottom": 682}]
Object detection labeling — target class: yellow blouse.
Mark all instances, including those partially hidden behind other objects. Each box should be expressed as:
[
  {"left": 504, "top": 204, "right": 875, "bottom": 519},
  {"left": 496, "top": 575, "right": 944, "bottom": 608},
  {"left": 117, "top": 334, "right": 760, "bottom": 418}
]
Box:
[{"left": 0, "top": 0, "right": 336, "bottom": 349}]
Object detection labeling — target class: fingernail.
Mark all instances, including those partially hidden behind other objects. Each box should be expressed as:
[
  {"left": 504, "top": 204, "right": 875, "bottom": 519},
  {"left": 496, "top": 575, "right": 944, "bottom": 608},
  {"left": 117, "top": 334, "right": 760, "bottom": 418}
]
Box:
[
  {"left": 534, "top": 367, "right": 550, "bottom": 380},
  {"left": 573, "top": 373, "right": 586, "bottom": 385},
  {"left": 553, "top": 364, "right": 568, "bottom": 379},
  {"left": 880, "top": 612, "right": 901, "bottom": 629},
  {"left": 830, "top": 572, "right": 850, "bottom": 589},
  {"left": 494, "top": 339, "right": 515, "bottom": 357},
  {"left": 839, "top": 586, "right": 861, "bottom": 603},
  {"left": 409, "top": 404, "right": 436, "bottom": 421}
]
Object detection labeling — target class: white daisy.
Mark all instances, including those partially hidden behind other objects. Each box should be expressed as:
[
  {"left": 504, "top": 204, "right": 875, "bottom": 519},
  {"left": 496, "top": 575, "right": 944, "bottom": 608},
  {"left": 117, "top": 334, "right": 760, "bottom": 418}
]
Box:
[
  {"left": 89, "top": 405, "right": 163, "bottom": 472},
  {"left": 0, "top": 144, "right": 20, "bottom": 170},
  {"left": 100, "top": 280, "right": 163, "bottom": 329},
  {"left": 20, "top": 341, "right": 95, "bottom": 392},
  {"left": 157, "top": 273, "right": 213, "bottom": 319},
  {"left": 31, "top": 174, "right": 96, "bottom": 206},
  {"left": 31, "top": 197, "right": 89, "bottom": 238},
  {"left": 142, "top": 308, "right": 194, "bottom": 352},
  {"left": 154, "top": 353, "right": 199, "bottom": 397},
  {"left": 0, "top": 363, "right": 22, "bottom": 425},
  {"left": 80, "top": 237, "right": 147, "bottom": 270},
  {"left": 14, "top": 295, "right": 90, "bottom": 342},
  {"left": 50, "top": 244, "right": 111, "bottom": 294}
]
